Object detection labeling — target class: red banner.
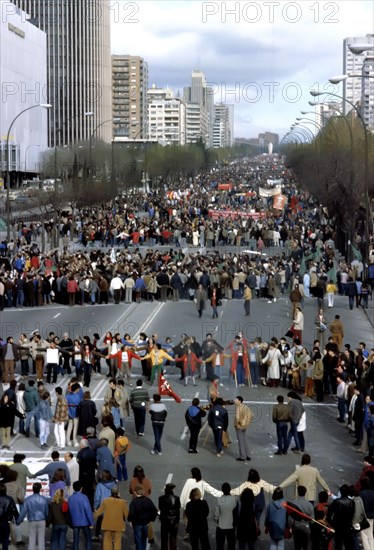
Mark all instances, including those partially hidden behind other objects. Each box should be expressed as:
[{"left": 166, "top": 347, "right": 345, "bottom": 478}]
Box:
[
  {"left": 273, "top": 194, "right": 287, "bottom": 210},
  {"left": 218, "top": 183, "right": 233, "bottom": 191},
  {"left": 158, "top": 372, "right": 181, "bottom": 403}
]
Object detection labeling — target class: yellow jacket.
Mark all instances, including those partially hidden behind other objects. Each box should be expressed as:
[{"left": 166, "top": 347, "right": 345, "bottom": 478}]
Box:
[
  {"left": 326, "top": 283, "right": 337, "bottom": 294},
  {"left": 144, "top": 348, "right": 174, "bottom": 366},
  {"left": 94, "top": 497, "right": 129, "bottom": 532}
]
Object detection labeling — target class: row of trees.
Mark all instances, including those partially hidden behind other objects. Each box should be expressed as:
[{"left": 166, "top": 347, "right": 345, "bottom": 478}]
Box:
[
  {"left": 39, "top": 140, "right": 253, "bottom": 206},
  {"left": 282, "top": 116, "right": 374, "bottom": 258},
  {"left": 11, "top": 141, "right": 252, "bottom": 251}
]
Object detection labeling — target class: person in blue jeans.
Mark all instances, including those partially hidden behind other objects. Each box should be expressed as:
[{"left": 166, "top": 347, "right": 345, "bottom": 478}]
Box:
[
  {"left": 208, "top": 398, "right": 229, "bottom": 457},
  {"left": 149, "top": 394, "right": 167, "bottom": 456},
  {"left": 68, "top": 481, "right": 94, "bottom": 550},
  {"left": 114, "top": 428, "right": 129, "bottom": 481},
  {"left": 285, "top": 391, "right": 304, "bottom": 454},
  {"left": 128, "top": 484, "right": 158, "bottom": 550}
]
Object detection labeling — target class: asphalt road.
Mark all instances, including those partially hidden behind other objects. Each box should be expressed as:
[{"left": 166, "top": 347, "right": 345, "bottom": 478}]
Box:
[{"left": 1, "top": 293, "right": 373, "bottom": 549}]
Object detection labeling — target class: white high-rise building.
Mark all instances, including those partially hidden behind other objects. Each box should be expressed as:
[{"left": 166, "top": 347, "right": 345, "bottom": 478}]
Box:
[
  {"left": 183, "top": 69, "right": 211, "bottom": 144},
  {"left": 206, "top": 87, "right": 215, "bottom": 148},
  {"left": 147, "top": 86, "right": 186, "bottom": 145},
  {"left": 212, "top": 104, "right": 234, "bottom": 148},
  {"left": 343, "top": 34, "right": 374, "bottom": 115},
  {"left": 11, "top": 0, "right": 112, "bottom": 146},
  {"left": 316, "top": 102, "right": 343, "bottom": 128},
  {"left": 0, "top": 1, "right": 48, "bottom": 183},
  {"left": 361, "top": 56, "right": 374, "bottom": 129}
]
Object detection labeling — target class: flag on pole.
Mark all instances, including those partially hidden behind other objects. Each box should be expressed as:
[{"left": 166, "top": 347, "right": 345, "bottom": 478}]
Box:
[
  {"left": 158, "top": 372, "right": 181, "bottom": 403},
  {"left": 282, "top": 502, "right": 335, "bottom": 533}
]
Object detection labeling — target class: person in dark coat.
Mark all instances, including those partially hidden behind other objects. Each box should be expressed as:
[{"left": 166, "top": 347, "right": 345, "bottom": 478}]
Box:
[
  {"left": 353, "top": 385, "right": 366, "bottom": 446},
  {"left": 96, "top": 439, "right": 116, "bottom": 479},
  {"left": 185, "top": 398, "right": 206, "bottom": 453},
  {"left": 194, "top": 284, "right": 207, "bottom": 318},
  {"left": 77, "top": 390, "right": 98, "bottom": 437},
  {"left": 0, "top": 482, "right": 19, "bottom": 547},
  {"left": 236, "top": 488, "right": 259, "bottom": 549},
  {"left": 185, "top": 487, "right": 210, "bottom": 550},
  {"left": 24, "top": 277, "right": 35, "bottom": 307},
  {"left": 208, "top": 398, "right": 229, "bottom": 457},
  {"left": 326, "top": 484, "right": 355, "bottom": 549},
  {"left": 128, "top": 484, "right": 158, "bottom": 550},
  {"left": 346, "top": 277, "right": 358, "bottom": 310},
  {"left": 0, "top": 394, "right": 25, "bottom": 449},
  {"left": 158, "top": 483, "right": 181, "bottom": 550},
  {"left": 76, "top": 439, "right": 97, "bottom": 509}
]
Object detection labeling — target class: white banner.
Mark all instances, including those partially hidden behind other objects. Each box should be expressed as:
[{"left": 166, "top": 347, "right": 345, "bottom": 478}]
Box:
[{"left": 259, "top": 186, "right": 282, "bottom": 198}]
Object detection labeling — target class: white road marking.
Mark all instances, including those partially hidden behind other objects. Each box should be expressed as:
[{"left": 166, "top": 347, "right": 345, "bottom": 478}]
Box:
[
  {"left": 92, "top": 378, "right": 108, "bottom": 400},
  {"left": 133, "top": 303, "right": 165, "bottom": 338},
  {"left": 181, "top": 427, "right": 189, "bottom": 440},
  {"left": 194, "top": 392, "right": 199, "bottom": 399},
  {"left": 165, "top": 473, "right": 173, "bottom": 485},
  {"left": 53, "top": 313, "right": 61, "bottom": 318},
  {"left": 108, "top": 303, "right": 137, "bottom": 332},
  {"left": 149, "top": 398, "right": 337, "bottom": 407}
]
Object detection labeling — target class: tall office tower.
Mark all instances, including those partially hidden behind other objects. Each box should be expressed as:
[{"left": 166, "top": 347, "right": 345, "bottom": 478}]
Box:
[
  {"left": 361, "top": 56, "right": 374, "bottom": 130},
  {"left": 191, "top": 69, "right": 207, "bottom": 104},
  {"left": 11, "top": 0, "right": 112, "bottom": 146},
  {"left": 112, "top": 55, "right": 149, "bottom": 140},
  {"left": 183, "top": 69, "right": 211, "bottom": 144},
  {"left": 206, "top": 86, "right": 215, "bottom": 148},
  {"left": 343, "top": 34, "right": 374, "bottom": 115},
  {"left": 212, "top": 104, "right": 234, "bottom": 148},
  {"left": 147, "top": 86, "right": 185, "bottom": 145}
]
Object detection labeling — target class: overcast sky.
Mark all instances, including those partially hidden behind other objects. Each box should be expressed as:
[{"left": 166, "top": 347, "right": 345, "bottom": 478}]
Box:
[{"left": 111, "top": 0, "right": 373, "bottom": 139}]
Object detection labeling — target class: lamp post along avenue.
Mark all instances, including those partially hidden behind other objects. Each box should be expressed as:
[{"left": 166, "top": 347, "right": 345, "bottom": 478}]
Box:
[{"left": 5, "top": 104, "right": 52, "bottom": 241}]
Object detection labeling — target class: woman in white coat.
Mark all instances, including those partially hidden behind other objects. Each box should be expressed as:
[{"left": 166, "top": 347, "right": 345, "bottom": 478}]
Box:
[
  {"left": 262, "top": 343, "right": 284, "bottom": 387},
  {"left": 297, "top": 410, "right": 306, "bottom": 452},
  {"left": 293, "top": 306, "right": 304, "bottom": 344},
  {"left": 180, "top": 467, "right": 222, "bottom": 510}
]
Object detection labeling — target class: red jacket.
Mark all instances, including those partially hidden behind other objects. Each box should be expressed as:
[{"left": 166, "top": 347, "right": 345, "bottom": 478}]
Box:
[
  {"left": 67, "top": 279, "right": 78, "bottom": 293},
  {"left": 226, "top": 341, "right": 249, "bottom": 376},
  {"left": 109, "top": 349, "right": 141, "bottom": 371},
  {"left": 175, "top": 352, "right": 202, "bottom": 374}
]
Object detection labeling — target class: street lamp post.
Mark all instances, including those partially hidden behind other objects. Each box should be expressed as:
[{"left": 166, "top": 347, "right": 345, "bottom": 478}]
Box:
[
  {"left": 293, "top": 125, "right": 314, "bottom": 141},
  {"left": 89, "top": 118, "right": 116, "bottom": 178},
  {"left": 54, "top": 112, "right": 93, "bottom": 183},
  {"left": 299, "top": 112, "right": 340, "bottom": 144},
  {"left": 311, "top": 89, "right": 371, "bottom": 264},
  {"left": 5, "top": 103, "right": 51, "bottom": 241}
]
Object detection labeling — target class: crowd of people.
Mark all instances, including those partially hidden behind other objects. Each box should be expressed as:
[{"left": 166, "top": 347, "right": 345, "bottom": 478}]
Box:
[
  {"left": 0, "top": 322, "right": 373, "bottom": 548},
  {"left": 0, "top": 156, "right": 373, "bottom": 548},
  {"left": 0, "top": 156, "right": 373, "bottom": 313},
  {"left": 0, "top": 448, "right": 373, "bottom": 549}
]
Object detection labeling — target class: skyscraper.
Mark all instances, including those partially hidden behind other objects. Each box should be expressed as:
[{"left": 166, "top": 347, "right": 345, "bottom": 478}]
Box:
[
  {"left": 10, "top": 0, "right": 112, "bottom": 146},
  {"left": 112, "top": 55, "right": 149, "bottom": 140},
  {"left": 183, "top": 69, "right": 213, "bottom": 144},
  {"left": 361, "top": 56, "right": 374, "bottom": 130},
  {"left": 343, "top": 34, "right": 374, "bottom": 115},
  {"left": 212, "top": 104, "right": 234, "bottom": 148}
]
